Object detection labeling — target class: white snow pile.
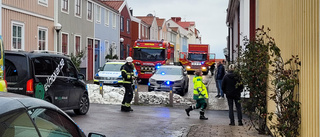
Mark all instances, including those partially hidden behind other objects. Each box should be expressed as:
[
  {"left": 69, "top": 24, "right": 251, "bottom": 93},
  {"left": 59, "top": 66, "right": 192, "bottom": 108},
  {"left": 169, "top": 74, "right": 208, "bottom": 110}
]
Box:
[{"left": 87, "top": 84, "right": 192, "bottom": 105}]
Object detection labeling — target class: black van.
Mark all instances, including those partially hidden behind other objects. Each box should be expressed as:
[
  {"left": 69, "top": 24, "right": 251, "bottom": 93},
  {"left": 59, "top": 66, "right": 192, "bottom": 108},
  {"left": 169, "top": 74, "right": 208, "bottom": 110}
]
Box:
[{"left": 5, "top": 50, "right": 89, "bottom": 115}]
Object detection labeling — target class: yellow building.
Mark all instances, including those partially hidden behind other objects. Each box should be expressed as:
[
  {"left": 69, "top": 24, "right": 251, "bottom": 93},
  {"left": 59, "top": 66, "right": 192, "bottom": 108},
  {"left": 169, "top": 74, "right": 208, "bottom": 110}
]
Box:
[
  {"left": 257, "top": 0, "right": 319, "bottom": 136},
  {"left": 227, "top": 0, "right": 319, "bottom": 136}
]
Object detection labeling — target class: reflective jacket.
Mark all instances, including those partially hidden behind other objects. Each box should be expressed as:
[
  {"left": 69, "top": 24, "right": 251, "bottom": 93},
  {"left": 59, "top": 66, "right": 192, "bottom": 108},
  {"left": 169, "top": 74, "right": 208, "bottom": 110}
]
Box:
[
  {"left": 193, "top": 76, "right": 208, "bottom": 100},
  {"left": 120, "top": 63, "right": 134, "bottom": 84}
]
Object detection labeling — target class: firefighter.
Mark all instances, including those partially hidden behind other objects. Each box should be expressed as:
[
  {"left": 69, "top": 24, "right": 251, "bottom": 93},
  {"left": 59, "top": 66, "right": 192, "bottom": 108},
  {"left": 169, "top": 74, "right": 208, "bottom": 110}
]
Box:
[
  {"left": 120, "top": 56, "right": 135, "bottom": 112},
  {"left": 185, "top": 69, "right": 209, "bottom": 120}
]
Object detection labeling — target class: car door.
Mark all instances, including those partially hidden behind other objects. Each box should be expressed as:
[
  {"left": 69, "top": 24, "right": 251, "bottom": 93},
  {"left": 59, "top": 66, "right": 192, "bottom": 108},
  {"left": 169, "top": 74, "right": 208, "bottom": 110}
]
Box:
[
  {"left": 63, "top": 58, "right": 83, "bottom": 108},
  {"left": 40, "top": 57, "right": 70, "bottom": 108}
]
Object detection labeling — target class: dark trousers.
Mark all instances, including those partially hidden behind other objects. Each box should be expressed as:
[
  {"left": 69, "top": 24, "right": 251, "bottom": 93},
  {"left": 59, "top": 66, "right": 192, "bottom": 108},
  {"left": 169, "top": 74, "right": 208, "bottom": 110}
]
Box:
[
  {"left": 122, "top": 83, "right": 133, "bottom": 105},
  {"left": 227, "top": 98, "right": 242, "bottom": 123}
]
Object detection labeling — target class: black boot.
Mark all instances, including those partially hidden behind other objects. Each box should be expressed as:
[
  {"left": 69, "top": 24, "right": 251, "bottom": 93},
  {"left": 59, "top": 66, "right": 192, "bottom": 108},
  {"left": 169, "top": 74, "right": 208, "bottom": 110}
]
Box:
[
  {"left": 121, "top": 105, "right": 129, "bottom": 112},
  {"left": 229, "top": 120, "right": 235, "bottom": 126},
  {"left": 185, "top": 106, "right": 193, "bottom": 116},
  {"left": 199, "top": 111, "right": 208, "bottom": 120},
  {"left": 129, "top": 106, "right": 133, "bottom": 111},
  {"left": 238, "top": 121, "right": 243, "bottom": 126}
]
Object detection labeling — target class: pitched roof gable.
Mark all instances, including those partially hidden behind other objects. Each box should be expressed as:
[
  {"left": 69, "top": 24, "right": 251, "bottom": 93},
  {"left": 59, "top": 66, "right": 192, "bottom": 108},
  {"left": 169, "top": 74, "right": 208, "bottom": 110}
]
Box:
[
  {"left": 100, "top": 1, "right": 124, "bottom": 10},
  {"left": 156, "top": 18, "right": 165, "bottom": 27},
  {"left": 136, "top": 16, "right": 154, "bottom": 25}
]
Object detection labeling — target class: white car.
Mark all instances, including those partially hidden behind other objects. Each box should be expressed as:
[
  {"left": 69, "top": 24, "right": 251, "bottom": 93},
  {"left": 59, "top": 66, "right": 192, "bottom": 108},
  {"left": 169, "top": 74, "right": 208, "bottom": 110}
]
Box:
[
  {"left": 94, "top": 61, "right": 137, "bottom": 86},
  {"left": 148, "top": 65, "right": 189, "bottom": 96}
]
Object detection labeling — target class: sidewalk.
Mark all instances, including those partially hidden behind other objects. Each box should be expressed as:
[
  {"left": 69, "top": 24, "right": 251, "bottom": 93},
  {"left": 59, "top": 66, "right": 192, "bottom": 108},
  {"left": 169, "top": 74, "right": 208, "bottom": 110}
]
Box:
[{"left": 185, "top": 75, "right": 270, "bottom": 137}]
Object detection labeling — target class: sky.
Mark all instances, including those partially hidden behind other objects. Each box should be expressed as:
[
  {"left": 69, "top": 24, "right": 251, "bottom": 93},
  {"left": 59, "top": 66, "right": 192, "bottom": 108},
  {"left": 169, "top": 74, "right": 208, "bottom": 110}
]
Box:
[{"left": 126, "top": 0, "right": 229, "bottom": 59}]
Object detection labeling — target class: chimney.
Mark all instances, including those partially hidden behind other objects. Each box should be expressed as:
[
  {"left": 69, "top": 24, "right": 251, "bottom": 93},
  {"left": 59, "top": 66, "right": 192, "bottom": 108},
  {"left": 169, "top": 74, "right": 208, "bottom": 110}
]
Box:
[{"left": 171, "top": 17, "right": 181, "bottom": 22}]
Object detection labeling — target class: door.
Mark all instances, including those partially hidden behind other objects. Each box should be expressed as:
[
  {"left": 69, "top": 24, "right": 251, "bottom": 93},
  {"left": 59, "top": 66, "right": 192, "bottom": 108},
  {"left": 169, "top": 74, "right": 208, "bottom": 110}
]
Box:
[
  {"left": 94, "top": 40, "right": 100, "bottom": 74},
  {"left": 87, "top": 39, "right": 93, "bottom": 80}
]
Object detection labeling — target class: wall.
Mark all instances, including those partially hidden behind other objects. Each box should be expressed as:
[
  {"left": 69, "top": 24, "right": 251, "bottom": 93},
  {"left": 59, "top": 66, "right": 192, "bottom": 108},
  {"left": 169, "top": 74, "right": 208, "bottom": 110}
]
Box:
[{"left": 257, "top": 0, "right": 319, "bottom": 136}]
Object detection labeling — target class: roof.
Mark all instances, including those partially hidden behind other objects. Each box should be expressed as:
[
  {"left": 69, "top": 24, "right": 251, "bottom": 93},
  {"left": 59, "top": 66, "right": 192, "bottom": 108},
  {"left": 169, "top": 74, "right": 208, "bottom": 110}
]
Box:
[
  {"left": 136, "top": 16, "right": 154, "bottom": 25},
  {"left": 170, "top": 27, "right": 179, "bottom": 33},
  {"left": 100, "top": 0, "right": 124, "bottom": 10},
  {"left": 0, "top": 92, "right": 59, "bottom": 115},
  {"left": 156, "top": 18, "right": 165, "bottom": 27}
]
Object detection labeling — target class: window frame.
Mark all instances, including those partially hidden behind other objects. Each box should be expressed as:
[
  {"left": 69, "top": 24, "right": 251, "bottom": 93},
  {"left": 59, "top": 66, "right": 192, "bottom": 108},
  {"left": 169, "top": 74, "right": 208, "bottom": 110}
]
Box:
[
  {"left": 127, "top": 19, "right": 130, "bottom": 34},
  {"left": 75, "top": 0, "right": 82, "bottom": 18},
  {"left": 61, "top": 0, "right": 69, "bottom": 14},
  {"left": 112, "top": 13, "right": 116, "bottom": 28},
  {"left": 61, "top": 32, "right": 69, "bottom": 55},
  {"left": 95, "top": 5, "right": 101, "bottom": 23},
  {"left": 74, "top": 35, "right": 81, "bottom": 55},
  {"left": 11, "top": 21, "right": 25, "bottom": 50},
  {"left": 120, "top": 16, "right": 124, "bottom": 32},
  {"left": 87, "top": 1, "right": 93, "bottom": 21},
  {"left": 104, "top": 9, "right": 109, "bottom": 27},
  {"left": 38, "top": 27, "right": 48, "bottom": 51}
]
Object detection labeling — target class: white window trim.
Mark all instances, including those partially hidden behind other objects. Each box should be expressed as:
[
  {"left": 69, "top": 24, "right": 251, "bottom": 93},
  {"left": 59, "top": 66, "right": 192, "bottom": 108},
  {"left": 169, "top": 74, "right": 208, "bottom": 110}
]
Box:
[
  {"left": 11, "top": 21, "right": 25, "bottom": 50},
  {"left": 38, "top": 0, "right": 48, "bottom": 7},
  {"left": 112, "top": 13, "right": 116, "bottom": 29},
  {"left": 127, "top": 19, "right": 130, "bottom": 33},
  {"left": 61, "top": 32, "right": 69, "bottom": 55},
  {"left": 74, "top": 35, "right": 82, "bottom": 54},
  {"left": 38, "top": 26, "right": 48, "bottom": 50},
  {"left": 104, "top": 9, "right": 109, "bottom": 27},
  {"left": 112, "top": 42, "right": 116, "bottom": 57},
  {"left": 74, "top": 0, "right": 82, "bottom": 18},
  {"left": 105, "top": 40, "right": 109, "bottom": 55},
  {"left": 95, "top": 39, "right": 102, "bottom": 65},
  {"left": 96, "top": 5, "right": 101, "bottom": 24},
  {"left": 61, "top": 0, "right": 69, "bottom": 14},
  {"left": 87, "top": 1, "right": 93, "bottom": 22}
]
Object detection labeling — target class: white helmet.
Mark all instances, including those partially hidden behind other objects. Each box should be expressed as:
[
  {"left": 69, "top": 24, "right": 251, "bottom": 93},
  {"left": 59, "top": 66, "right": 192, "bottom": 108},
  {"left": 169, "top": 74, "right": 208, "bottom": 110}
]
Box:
[{"left": 126, "top": 56, "right": 133, "bottom": 62}]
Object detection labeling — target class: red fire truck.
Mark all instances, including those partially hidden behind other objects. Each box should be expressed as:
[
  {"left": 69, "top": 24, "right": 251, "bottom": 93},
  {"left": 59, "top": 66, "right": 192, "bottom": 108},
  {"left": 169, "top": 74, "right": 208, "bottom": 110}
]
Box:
[
  {"left": 130, "top": 40, "right": 173, "bottom": 81},
  {"left": 179, "top": 44, "right": 215, "bottom": 75}
]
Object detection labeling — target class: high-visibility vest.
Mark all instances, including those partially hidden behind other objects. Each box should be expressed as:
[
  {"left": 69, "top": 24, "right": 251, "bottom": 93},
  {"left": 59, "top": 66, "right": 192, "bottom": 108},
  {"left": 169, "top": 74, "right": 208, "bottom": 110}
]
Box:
[{"left": 193, "top": 76, "right": 208, "bottom": 100}]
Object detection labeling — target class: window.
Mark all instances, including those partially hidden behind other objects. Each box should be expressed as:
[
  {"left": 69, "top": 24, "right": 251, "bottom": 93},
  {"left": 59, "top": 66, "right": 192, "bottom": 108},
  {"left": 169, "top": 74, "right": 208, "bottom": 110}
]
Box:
[
  {"left": 142, "top": 26, "right": 144, "bottom": 37},
  {"left": 38, "top": 27, "right": 48, "bottom": 50},
  {"left": 62, "top": 0, "right": 68, "bottom": 12},
  {"left": 112, "top": 42, "right": 116, "bottom": 56},
  {"left": 96, "top": 5, "right": 101, "bottom": 23},
  {"left": 112, "top": 13, "right": 116, "bottom": 28},
  {"left": 75, "top": 0, "right": 81, "bottom": 17},
  {"left": 105, "top": 41, "right": 109, "bottom": 55},
  {"left": 120, "top": 16, "right": 124, "bottom": 31},
  {"left": 38, "top": 0, "right": 48, "bottom": 6},
  {"left": 127, "top": 19, "right": 130, "bottom": 33},
  {"left": 75, "top": 36, "right": 81, "bottom": 54},
  {"left": 33, "top": 57, "right": 54, "bottom": 75},
  {"left": 104, "top": 9, "right": 109, "bottom": 26},
  {"left": 28, "top": 108, "right": 80, "bottom": 136},
  {"left": 62, "top": 33, "right": 68, "bottom": 54},
  {"left": 62, "top": 60, "right": 77, "bottom": 78},
  {"left": 87, "top": 1, "right": 92, "bottom": 21},
  {"left": 12, "top": 22, "right": 24, "bottom": 50}
]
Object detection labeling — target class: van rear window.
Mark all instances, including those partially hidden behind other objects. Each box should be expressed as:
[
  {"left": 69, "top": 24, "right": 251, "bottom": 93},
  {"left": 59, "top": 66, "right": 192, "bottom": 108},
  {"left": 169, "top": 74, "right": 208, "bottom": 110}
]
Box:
[{"left": 5, "top": 55, "right": 28, "bottom": 82}]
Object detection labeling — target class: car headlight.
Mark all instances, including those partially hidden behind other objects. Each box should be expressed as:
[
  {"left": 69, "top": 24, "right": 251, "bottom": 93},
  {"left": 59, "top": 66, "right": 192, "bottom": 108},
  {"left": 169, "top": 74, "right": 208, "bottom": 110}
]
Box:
[
  {"left": 149, "top": 78, "right": 155, "bottom": 83},
  {"left": 186, "top": 66, "right": 191, "bottom": 69}
]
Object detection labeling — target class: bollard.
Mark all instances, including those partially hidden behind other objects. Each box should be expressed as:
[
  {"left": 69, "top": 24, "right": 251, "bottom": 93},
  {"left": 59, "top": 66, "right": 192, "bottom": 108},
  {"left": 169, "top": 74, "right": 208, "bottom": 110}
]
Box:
[
  {"left": 99, "top": 81, "right": 103, "bottom": 97},
  {"left": 134, "top": 80, "right": 139, "bottom": 104},
  {"left": 169, "top": 85, "right": 173, "bottom": 107}
]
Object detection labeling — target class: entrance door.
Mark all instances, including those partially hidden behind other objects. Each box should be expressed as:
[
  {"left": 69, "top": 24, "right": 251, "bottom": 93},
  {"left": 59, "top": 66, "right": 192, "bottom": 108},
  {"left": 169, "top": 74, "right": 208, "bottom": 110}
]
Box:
[
  {"left": 94, "top": 40, "right": 100, "bottom": 74},
  {"left": 87, "top": 39, "right": 93, "bottom": 80}
]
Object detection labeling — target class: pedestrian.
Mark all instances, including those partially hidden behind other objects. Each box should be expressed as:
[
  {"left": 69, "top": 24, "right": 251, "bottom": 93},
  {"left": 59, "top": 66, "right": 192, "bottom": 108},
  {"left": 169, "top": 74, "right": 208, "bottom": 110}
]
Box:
[
  {"left": 216, "top": 61, "right": 225, "bottom": 99},
  {"left": 185, "top": 69, "right": 209, "bottom": 120},
  {"left": 221, "top": 64, "right": 244, "bottom": 126},
  {"left": 120, "top": 56, "right": 135, "bottom": 112},
  {"left": 210, "top": 62, "right": 215, "bottom": 76}
]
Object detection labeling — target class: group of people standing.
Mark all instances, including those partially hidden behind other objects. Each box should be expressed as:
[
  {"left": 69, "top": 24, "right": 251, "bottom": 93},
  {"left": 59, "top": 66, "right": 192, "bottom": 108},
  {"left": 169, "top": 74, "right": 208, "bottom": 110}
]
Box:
[{"left": 185, "top": 61, "right": 244, "bottom": 126}]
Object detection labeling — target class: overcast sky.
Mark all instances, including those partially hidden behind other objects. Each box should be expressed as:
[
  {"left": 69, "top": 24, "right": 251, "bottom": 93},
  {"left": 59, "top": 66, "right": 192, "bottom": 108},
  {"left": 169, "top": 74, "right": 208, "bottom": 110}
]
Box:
[{"left": 126, "top": 0, "right": 228, "bottom": 59}]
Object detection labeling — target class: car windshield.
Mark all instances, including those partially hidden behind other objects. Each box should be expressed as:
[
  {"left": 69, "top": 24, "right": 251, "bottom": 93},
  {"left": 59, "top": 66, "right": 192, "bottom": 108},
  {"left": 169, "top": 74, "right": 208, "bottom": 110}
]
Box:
[
  {"left": 101, "top": 63, "right": 123, "bottom": 71},
  {"left": 133, "top": 48, "right": 165, "bottom": 61},
  {"left": 155, "top": 67, "right": 182, "bottom": 75}
]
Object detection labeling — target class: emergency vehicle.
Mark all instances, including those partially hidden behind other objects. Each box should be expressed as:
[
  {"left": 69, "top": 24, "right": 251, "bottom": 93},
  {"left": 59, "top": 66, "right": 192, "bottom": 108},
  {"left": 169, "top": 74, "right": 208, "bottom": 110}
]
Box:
[
  {"left": 179, "top": 44, "right": 215, "bottom": 75},
  {"left": 130, "top": 40, "right": 173, "bottom": 81}
]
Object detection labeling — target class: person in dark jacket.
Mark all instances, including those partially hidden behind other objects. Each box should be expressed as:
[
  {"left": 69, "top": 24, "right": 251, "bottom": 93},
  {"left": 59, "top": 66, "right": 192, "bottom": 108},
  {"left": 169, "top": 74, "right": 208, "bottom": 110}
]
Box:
[
  {"left": 120, "top": 57, "right": 135, "bottom": 112},
  {"left": 216, "top": 61, "right": 225, "bottom": 99},
  {"left": 222, "top": 64, "right": 244, "bottom": 126},
  {"left": 210, "top": 63, "right": 215, "bottom": 76}
]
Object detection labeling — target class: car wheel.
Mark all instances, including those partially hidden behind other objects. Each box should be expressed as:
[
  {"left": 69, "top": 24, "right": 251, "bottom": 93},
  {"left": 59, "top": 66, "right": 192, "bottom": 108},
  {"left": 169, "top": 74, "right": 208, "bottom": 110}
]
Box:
[{"left": 74, "top": 94, "right": 90, "bottom": 115}]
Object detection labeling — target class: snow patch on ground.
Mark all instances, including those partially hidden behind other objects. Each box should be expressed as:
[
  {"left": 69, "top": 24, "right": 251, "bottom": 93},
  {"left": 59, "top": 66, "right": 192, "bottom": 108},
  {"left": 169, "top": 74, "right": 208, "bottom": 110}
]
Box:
[{"left": 87, "top": 84, "right": 192, "bottom": 105}]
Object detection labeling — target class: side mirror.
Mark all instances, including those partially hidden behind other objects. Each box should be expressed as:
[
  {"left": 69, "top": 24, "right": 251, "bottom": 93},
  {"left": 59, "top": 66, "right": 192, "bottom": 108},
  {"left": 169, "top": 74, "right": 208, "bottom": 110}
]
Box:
[
  {"left": 183, "top": 71, "right": 187, "bottom": 75},
  {"left": 88, "top": 133, "right": 106, "bottom": 137},
  {"left": 78, "top": 73, "right": 85, "bottom": 80}
]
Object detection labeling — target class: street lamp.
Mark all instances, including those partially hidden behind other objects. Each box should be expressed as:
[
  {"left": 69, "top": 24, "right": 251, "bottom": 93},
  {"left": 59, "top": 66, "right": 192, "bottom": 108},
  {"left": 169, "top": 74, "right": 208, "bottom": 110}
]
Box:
[
  {"left": 54, "top": 23, "right": 62, "bottom": 52},
  {"left": 120, "top": 38, "right": 124, "bottom": 59}
]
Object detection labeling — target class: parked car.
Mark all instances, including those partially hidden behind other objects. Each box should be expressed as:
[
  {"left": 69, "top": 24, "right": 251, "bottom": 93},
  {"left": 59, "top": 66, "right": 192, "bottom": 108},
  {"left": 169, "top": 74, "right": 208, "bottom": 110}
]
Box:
[
  {"left": 0, "top": 92, "right": 105, "bottom": 137},
  {"left": 148, "top": 65, "right": 189, "bottom": 96},
  {"left": 94, "top": 60, "right": 137, "bottom": 86},
  {"left": 4, "top": 50, "right": 89, "bottom": 115}
]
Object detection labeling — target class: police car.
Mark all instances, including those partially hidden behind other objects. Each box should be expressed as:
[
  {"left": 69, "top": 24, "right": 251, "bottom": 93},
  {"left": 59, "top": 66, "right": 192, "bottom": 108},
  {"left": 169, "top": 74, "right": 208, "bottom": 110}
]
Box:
[{"left": 94, "top": 60, "right": 137, "bottom": 86}]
